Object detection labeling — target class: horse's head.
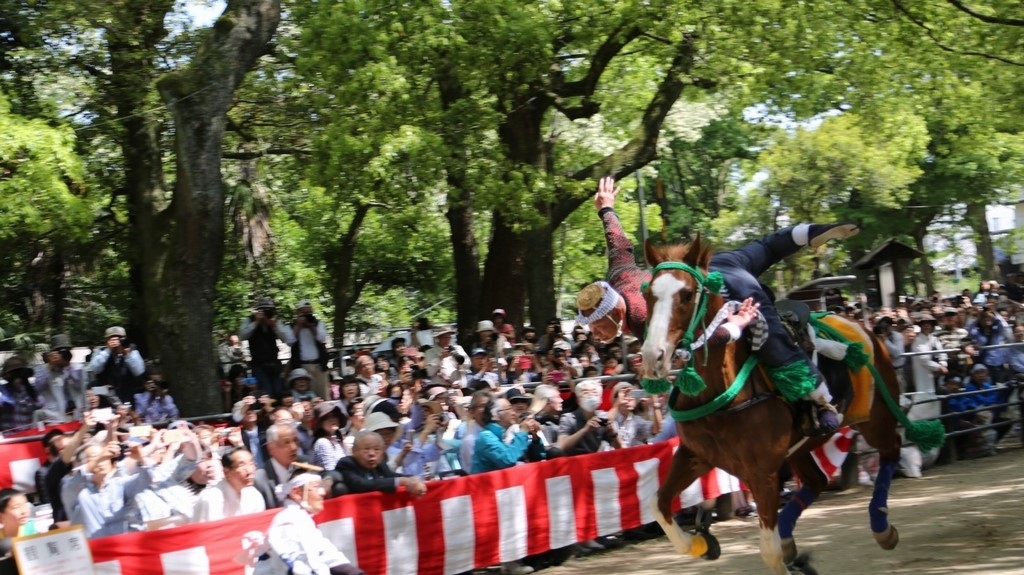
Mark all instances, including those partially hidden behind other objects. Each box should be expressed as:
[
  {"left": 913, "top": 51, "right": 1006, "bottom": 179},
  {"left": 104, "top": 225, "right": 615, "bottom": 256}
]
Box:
[{"left": 640, "top": 234, "right": 717, "bottom": 380}]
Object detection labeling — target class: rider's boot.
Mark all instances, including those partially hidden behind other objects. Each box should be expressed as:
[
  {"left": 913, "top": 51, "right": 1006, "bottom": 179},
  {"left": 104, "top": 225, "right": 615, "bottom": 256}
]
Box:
[{"left": 792, "top": 222, "right": 861, "bottom": 249}]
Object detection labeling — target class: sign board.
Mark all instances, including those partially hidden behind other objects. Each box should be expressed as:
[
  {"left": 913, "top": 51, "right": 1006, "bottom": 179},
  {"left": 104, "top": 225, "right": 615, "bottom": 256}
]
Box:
[{"left": 12, "top": 525, "right": 94, "bottom": 575}]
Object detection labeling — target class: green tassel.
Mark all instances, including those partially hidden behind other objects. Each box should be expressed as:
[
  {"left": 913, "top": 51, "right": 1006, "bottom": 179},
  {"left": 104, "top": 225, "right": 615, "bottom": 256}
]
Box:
[
  {"left": 675, "top": 367, "right": 707, "bottom": 397},
  {"left": 766, "top": 362, "right": 817, "bottom": 402},
  {"left": 843, "top": 341, "right": 870, "bottom": 370},
  {"left": 906, "top": 419, "right": 945, "bottom": 452},
  {"left": 641, "top": 378, "right": 672, "bottom": 395}
]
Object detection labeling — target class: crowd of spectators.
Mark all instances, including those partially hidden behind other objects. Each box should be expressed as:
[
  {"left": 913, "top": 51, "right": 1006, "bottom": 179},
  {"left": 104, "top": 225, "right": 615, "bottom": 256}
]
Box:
[{"left": 1, "top": 274, "right": 1022, "bottom": 573}]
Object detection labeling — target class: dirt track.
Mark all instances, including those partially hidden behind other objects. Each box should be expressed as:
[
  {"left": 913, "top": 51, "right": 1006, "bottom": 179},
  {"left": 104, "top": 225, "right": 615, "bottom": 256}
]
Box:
[{"left": 546, "top": 442, "right": 1024, "bottom": 575}]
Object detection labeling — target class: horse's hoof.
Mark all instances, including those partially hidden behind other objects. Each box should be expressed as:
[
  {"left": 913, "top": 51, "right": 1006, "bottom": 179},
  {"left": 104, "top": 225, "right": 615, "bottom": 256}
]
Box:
[
  {"left": 781, "top": 537, "right": 798, "bottom": 565},
  {"left": 789, "top": 553, "right": 818, "bottom": 575},
  {"left": 873, "top": 524, "right": 899, "bottom": 550},
  {"left": 700, "top": 532, "right": 721, "bottom": 561}
]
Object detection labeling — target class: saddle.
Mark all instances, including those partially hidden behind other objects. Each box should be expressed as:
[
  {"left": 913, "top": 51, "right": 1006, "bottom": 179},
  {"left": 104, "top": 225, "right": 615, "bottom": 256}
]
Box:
[{"left": 775, "top": 300, "right": 855, "bottom": 434}]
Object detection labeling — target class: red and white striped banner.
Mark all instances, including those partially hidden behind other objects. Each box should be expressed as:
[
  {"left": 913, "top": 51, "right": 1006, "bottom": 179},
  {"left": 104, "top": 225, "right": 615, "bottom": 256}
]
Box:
[
  {"left": 811, "top": 426, "right": 856, "bottom": 479},
  {"left": 80, "top": 439, "right": 742, "bottom": 575}
]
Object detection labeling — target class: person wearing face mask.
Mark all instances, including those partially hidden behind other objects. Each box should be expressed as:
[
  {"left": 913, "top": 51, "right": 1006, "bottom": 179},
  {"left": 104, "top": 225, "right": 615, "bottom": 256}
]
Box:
[
  {"left": 33, "top": 334, "right": 86, "bottom": 422},
  {"left": 264, "top": 467, "right": 366, "bottom": 575},
  {"left": 555, "top": 379, "right": 622, "bottom": 457}
]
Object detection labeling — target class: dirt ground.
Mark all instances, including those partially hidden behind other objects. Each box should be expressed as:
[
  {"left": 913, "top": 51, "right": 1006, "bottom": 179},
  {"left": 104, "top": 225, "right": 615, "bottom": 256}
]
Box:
[{"left": 545, "top": 440, "right": 1024, "bottom": 575}]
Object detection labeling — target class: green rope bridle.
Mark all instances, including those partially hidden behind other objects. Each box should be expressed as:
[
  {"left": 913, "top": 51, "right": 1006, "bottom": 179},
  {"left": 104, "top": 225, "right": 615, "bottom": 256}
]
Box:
[{"left": 640, "top": 261, "right": 724, "bottom": 397}]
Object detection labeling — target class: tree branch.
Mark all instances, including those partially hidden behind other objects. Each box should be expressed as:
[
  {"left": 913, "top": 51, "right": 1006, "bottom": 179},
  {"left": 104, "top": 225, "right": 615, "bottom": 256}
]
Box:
[
  {"left": 551, "top": 35, "right": 708, "bottom": 226},
  {"left": 944, "top": 0, "right": 1024, "bottom": 27},
  {"left": 890, "top": 0, "right": 1024, "bottom": 66},
  {"left": 553, "top": 25, "right": 643, "bottom": 99},
  {"left": 222, "top": 147, "right": 311, "bottom": 159}
]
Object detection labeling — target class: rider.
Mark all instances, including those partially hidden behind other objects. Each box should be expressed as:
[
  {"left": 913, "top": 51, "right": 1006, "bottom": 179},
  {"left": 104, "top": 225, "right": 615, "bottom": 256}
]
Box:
[{"left": 575, "top": 177, "right": 859, "bottom": 434}]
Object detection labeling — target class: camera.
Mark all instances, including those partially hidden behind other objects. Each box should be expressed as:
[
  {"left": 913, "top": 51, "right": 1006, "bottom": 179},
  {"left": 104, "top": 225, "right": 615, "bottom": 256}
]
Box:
[
  {"left": 303, "top": 313, "right": 318, "bottom": 324},
  {"left": 259, "top": 307, "right": 276, "bottom": 319},
  {"left": 119, "top": 336, "right": 130, "bottom": 348}
]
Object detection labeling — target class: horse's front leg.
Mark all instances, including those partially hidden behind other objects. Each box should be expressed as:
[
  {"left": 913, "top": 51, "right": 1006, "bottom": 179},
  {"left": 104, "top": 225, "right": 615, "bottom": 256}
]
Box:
[
  {"left": 653, "top": 434, "right": 712, "bottom": 558},
  {"left": 747, "top": 471, "right": 792, "bottom": 575}
]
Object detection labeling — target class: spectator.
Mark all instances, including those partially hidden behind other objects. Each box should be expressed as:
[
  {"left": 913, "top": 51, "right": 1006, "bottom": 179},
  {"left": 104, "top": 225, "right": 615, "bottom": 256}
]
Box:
[
  {"left": 293, "top": 402, "right": 316, "bottom": 455},
  {"left": 530, "top": 385, "right": 564, "bottom": 452},
  {"left": 234, "top": 396, "right": 269, "bottom": 467},
  {"left": 240, "top": 297, "right": 295, "bottom": 397},
  {"left": 471, "top": 397, "right": 543, "bottom": 474},
  {"left": 338, "top": 376, "right": 361, "bottom": 417},
  {"left": 311, "top": 403, "right": 348, "bottom": 472},
  {"left": 910, "top": 314, "right": 946, "bottom": 394},
  {"left": 218, "top": 332, "right": 247, "bottom": 375},
  {"left": 290, "top": 300, "right": 330, "bottom": 400},
  {"left": 266, "top": 469, "right": 367, "bottom": 575},
  {"left": 1008, "top": 325, "right": 1024, "bottom": 378},
  {"left": 968, "top": 310, "right": 1010, "bottom": 383},
  {"left": 458, "top": 391, "right": 494, "bottom": 470},
  {"left": 0, "top": 489, "right": 32, "bottom": 557},
  {"left": 608, "top": 383, "right": 653, "bottom": 447},
  {"left": 32, "top": 334, "right": 86, "bottom": 422},
  {"left": 425, "top": 328, "right": 467, "bottom": 389},
  {"left": 253, "top": 422, "right": 312, "bottom": 509},
  {"left": 465, "top": 349, "right": 500, "bottom": 391},
  {"left": 492, "top": 309, "right": 516, "bottom": 343},
  {"left": 353, "top": 355, "right": 383, "bottom": 397},
  {"left": 874, "top": 316, "right": 907, "bottom": 392},
  {"left": 0, "top": 357, "right": 44, "bottom": 432},
  {"left": 476, "top": 320, "right": 510, "bottom": 359},
  {"left": 334, "top": 431, "right": 427, "bottom": 497},
  {"left": 61, "top": 429, "right": 155, "bottom": 538},
  {"left": 193, "top": 447, "right": 266, "bottom": 523},
  {"left": 288, "top": 369, "right": 318, "bottom": 403},
  {"left": 44, "top": 412, "right": 97, "bottom": 528},
  {"left": 132, "top": 429, "right": 205, "bottom": 529},
  {"left": 133, "top": 378, "right": 180, "bottom": 423},
  {"left": 35, "top": 429, "right": 68, "bottom": 504},
  {"left": 936, "top": 308, "right": 971, "bottom": 379},
  {"left": 556, "top": 379, "right": 622, "bottom": 456},
  {"left": 89, "top": 326, "right": 146, "bottom": 405}
]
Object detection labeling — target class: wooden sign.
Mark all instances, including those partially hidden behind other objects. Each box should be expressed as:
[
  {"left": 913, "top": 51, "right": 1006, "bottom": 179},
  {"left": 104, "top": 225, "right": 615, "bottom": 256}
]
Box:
[{"left": 12, "top": 525, "right": 95, "bottom": 575}]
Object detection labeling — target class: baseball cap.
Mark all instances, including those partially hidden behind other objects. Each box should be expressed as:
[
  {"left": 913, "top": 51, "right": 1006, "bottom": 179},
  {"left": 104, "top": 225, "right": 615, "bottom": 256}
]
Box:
[{"left": 471, "top": 348, "right": 487, "bottom": 356}]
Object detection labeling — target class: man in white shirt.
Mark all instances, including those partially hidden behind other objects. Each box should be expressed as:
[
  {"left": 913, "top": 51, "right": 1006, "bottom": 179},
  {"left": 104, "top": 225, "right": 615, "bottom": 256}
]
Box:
[
  {"left": 33, "top": 334, "right": 86, "bottom": 422},
  {"left": 193, "top": 447, "right": 266, "bottom": 522}
]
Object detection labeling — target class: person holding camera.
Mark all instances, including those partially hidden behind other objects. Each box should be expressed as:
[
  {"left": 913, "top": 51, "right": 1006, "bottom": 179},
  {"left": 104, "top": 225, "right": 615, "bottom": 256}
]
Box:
[
  {"left": 89, "top": 326, "right": 146, "bottom": 405},
  {"left": 291, "top": 299, "right": 330, "bottom": 400},
  {"left": 32, "top": 334, "right": 86, "bottom": 423},
  {"left": 241, "top": 297, "right": 296, "bottom": 397},
  {"left": 133, "top": 376, "right": 180, "bottom": 423},
  {"left": 425, "top": 328, "right": 467, "bottom": 388},
  {"left": 555, "top": 379, "right": 622, "bottom": 456}
]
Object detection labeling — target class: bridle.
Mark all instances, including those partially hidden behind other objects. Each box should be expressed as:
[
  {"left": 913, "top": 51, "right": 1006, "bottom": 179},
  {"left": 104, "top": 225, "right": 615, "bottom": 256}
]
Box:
[{"left": 641, "top": 261, "right": 723, "bottom": 397}]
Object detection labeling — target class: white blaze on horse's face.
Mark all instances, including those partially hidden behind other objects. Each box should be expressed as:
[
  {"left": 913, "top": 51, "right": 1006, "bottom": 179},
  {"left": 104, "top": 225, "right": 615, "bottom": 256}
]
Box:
[{"left": 642, "top": 272, "right": 691, "bottom": 378}]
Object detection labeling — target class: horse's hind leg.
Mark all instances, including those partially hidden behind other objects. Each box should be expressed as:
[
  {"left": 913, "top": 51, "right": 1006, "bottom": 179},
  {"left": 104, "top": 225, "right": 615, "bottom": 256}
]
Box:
[
  {"left": 856, "top": 362, "right": 903, "bottom": 551},
  {"left": 652, "top": 435, "right": 712, "bottom": 558},
  {"left": 779, "top": 450, "right": 829, "bottom": 567}
]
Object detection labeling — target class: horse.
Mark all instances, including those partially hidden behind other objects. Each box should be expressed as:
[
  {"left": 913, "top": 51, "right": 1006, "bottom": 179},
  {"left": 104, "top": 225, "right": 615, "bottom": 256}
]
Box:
[{"left": 638, "top": 236, "right": 941, "bottom": 575}]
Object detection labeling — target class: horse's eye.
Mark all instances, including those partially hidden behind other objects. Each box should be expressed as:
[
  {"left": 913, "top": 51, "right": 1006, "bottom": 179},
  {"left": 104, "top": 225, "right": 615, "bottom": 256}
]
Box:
[{"left": 680, "top": 291, "right": 694, "bottom": 304}]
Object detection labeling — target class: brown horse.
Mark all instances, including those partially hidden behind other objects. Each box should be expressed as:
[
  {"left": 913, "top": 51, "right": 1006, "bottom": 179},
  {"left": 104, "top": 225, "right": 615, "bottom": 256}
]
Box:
[{"left": 639, "top": 237, "right": 907, "bottom": 575}]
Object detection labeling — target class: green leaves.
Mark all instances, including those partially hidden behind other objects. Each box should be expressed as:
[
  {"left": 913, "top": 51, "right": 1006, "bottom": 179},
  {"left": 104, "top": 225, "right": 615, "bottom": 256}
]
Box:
[{"left": 0, "top": 93, "right": 88, "bottom": 243}]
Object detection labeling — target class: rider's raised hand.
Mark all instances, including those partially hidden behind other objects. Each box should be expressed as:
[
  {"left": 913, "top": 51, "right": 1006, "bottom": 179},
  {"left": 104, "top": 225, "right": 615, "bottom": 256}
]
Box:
[
  {"left": 726, "top": 297, "right": 760, "bottom": 331},
  {"left": 594, "top": 176, "right": 621, "bottom": 211}
]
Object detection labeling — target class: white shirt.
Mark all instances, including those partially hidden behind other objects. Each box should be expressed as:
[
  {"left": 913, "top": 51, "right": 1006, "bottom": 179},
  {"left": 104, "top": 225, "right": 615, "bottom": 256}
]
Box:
[
  {"left": 268, "top": 500, "right": 351, "bottom": 575},
  {"left": 193, "top": 481, "right": 266, "bottom": 523}
]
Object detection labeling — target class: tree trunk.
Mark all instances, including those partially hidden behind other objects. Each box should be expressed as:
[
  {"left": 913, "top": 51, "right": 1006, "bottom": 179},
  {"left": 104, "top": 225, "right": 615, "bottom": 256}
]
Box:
[
  {"left": 479, "top": 213, "right": 528, "bottom": 337},
  {"left": 965, "top": 201, "right": 997, "bottom": 280},
  {"left": 330, "top": 203, "right": 373, "bottom": 349},
  {"left": 150, "top": 0, "right": 281, "bottom": 416},
  {"left": 525, "top": 222, "right": 557, "bottom": 327},
  {"left": 447, "top": 197, "right": 482, "bottom": 344}
]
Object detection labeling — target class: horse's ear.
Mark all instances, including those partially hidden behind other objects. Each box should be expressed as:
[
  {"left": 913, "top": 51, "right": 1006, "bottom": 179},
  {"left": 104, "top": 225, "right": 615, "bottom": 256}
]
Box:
[
  {"left": 684, "top": 233, "right": 703, "bottom": 266},
  {"left": 644, "top": 238, "right": 662, "bottom": 267}
]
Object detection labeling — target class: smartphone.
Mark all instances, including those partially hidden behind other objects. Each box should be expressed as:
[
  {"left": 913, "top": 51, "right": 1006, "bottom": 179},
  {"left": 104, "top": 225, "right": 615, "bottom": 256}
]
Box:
[
  {"left": 128, "top": 425, "right": 153, "bottom": 438},
  {"left": 93, "top": 385, "right": 111, "bottom": 397},
  {"left": 164, "top": 429, "right": 184, "bottom": 443},
  {"left": 630, "top": 389, "right": 648, "bottom": 399},
  {"left": 405, "top": 429, "right": 414, "bottom": 443},
  {"left": 92, "top": 407, "right": 114, "bottom": 423},
  {"left": 550, "top": 370, "right": 564, "bottom": 383}
]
